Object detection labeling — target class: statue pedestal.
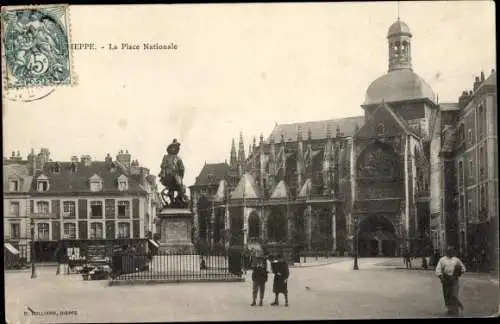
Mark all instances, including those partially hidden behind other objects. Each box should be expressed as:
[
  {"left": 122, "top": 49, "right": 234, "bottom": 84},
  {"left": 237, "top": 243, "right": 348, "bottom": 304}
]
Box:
[{"left": 158, "top": 208, "right": 195, "bottom": 254}]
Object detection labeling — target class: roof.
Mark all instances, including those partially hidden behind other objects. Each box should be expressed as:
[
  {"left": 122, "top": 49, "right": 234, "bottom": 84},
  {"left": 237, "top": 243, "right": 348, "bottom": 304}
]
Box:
[
  {"left": 363, "top": 69, "right": 436, "bottom": 106},
  {"left": 270, "top": 180, "right": 289, "bottom": 199},
  {"left": 439, "top": 102, "right": 460, "bottom": 111},
  {"left": 32, "top": 161, "right": 147, "bottom": 194},
  {"left": 3, "top": 164, "right": 32, "bottom": 192},
  {"left": 269, "top": 116, "right": 365, "bottom": 142},
  {"left": 230, "top": 173, "right": 260, "bottom": 199},
  {"left": 194, "top": 162, "right": 231, "bottom": 186},
  {"left": 297, "top": 178, "right": 312, "bottom": 198},
  {"left": 387, "top": 20, "right": 412, "bottom": 38},
  {"left": 214, "top": 179, "right": 227, "bottom": 202}
]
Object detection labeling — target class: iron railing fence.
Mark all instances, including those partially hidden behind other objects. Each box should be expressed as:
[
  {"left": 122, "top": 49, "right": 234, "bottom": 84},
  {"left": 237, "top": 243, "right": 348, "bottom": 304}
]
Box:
[{"left": 110, "top": 251, "right": 245, "bottom": 281}]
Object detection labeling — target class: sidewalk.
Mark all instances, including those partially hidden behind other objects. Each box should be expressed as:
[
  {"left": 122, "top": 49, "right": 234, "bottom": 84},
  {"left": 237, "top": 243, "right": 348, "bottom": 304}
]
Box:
[{"left": 292, "top": 257, "right": 351, "bottom": 268}]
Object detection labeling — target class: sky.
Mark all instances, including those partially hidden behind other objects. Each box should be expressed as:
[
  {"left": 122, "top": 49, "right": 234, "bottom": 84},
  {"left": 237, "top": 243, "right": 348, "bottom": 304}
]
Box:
[{"left": 2, "top": 2, "right": 496, "bottom": 190}]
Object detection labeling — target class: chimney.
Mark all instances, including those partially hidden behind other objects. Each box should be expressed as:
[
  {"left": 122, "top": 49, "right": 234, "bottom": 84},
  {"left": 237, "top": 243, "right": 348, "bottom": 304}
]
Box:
[
  {"left": 80, "top": 155, "right": 92, "bottom": 167},
  {"left": 481, "top": 71, "right": 485, "bottom": 82},
  {"left": 473, "top": 76, "right": 480, "bottom": 91},
  {"left": 116, "top": 149, "right": 131, "bottom": 169},
  {"left": 105, "top": 153, "right": 112, "bottom": 164}
]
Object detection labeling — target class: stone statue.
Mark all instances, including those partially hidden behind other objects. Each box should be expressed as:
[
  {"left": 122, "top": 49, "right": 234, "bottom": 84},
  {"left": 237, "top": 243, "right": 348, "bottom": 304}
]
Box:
[{"left": 159, "top": 139, "right": 188, "bottom": 208}]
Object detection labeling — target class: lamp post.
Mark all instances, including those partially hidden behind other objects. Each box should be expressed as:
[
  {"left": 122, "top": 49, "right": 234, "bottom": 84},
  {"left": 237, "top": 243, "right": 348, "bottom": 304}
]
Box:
[
  {"left": 353, "top": 215, "right": 359, "bottom": 270},
  {"left": 30, "top": 218, "right": 37, "bottom": 279}
]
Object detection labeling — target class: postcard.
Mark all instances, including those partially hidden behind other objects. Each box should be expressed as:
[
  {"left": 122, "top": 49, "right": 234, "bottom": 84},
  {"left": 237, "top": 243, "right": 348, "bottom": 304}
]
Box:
[{"left": 3, "top": 2, "right": 498, "bottom": 323}]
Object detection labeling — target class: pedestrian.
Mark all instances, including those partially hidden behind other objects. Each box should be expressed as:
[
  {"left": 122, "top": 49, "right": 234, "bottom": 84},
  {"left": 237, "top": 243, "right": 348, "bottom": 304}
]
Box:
[
  {"left": 54, "top": 242, "right": 66, "bottom": 275},
  {"left": 270, "top": 253, "right": 290, "bottom": 307},
  {"left": 403, "top": 249, "right": 412, "bottom": 269},
  {"left": 250, "top": 255, "right": 268, "bottom": 307},
  {"left": 435, "top": 246, "right": 466, "bottom": 316}
]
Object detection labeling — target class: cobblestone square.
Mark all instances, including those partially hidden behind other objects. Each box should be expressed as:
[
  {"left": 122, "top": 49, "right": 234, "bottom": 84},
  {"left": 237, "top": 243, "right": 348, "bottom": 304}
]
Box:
[{"left": 5, "top": 258, "right": 498, "bottom": 323}]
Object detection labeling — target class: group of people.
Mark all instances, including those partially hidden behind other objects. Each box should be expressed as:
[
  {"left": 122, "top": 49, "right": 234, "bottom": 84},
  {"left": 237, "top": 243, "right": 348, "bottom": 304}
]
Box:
[{"left": 249, "top": 252, "right": 290, "bottom": 307}]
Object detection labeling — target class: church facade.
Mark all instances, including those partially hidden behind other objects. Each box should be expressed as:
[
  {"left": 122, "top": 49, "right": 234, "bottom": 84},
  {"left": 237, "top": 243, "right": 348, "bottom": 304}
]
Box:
[{"left": 189, "top": 19, "right": 497, "bottom": 268}]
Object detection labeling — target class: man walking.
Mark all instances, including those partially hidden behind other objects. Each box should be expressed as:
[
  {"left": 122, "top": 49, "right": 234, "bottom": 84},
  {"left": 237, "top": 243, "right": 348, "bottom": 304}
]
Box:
[
  {"left": 270, "top": 253, "right": 290, "bottom": 307},
  {"left": 54, "top": 242, "right": 66, "bottom": 275},
  {"left": 435, "top": 246, "right": 466, "bottom": 316},
  {"left": 250, "top": 255, "right": 268, "bottom": 307}
]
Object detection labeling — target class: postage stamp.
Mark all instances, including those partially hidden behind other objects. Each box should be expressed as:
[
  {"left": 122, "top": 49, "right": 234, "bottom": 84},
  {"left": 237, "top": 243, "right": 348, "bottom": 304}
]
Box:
[{"left": 1, "top": 4, "right": 75, "bottom": 90}]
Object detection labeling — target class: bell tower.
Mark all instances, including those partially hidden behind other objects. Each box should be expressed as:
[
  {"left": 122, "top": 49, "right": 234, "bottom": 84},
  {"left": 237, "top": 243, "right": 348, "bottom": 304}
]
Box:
[{"left": 387, "top": 18, "right": 412, "bottom": 72}]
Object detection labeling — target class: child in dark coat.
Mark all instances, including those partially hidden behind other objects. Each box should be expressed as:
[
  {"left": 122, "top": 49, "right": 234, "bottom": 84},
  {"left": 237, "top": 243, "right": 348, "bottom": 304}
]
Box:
[
  {"left": 270, "top": 253, "right": 290, "bottom": 307},
  {"left": 251, "top": 256, "right": 268, "bottom": 306}
]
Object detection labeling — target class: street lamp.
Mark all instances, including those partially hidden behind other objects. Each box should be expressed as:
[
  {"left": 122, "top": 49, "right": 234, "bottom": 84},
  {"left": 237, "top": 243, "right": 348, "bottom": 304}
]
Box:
[
  {"left": 353, "top": 215, "right": 359, "bottom": 270},
  {"left": 30, "top": 218, "right": 37, "bottom": 279}
]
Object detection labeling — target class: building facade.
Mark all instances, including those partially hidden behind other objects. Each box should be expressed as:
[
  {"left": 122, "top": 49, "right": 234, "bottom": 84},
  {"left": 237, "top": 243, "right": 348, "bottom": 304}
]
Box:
[
  {"left": 3, "top": 149, "right": 161, "bottom": 262},
  {"left": 191, "top": 20, "right": 497, "bottom": 268}
]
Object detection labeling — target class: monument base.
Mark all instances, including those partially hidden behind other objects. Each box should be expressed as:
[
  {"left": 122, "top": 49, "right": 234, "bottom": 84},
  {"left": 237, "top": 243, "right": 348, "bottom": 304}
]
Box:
[{"left": 158, "top": 208, "right": 195, "bottom": 254}]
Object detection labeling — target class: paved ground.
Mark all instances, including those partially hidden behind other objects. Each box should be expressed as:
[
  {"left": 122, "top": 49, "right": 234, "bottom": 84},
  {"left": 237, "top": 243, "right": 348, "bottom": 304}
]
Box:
[{"left": 5, "top": 258, "right": 498, "bottom": 323}]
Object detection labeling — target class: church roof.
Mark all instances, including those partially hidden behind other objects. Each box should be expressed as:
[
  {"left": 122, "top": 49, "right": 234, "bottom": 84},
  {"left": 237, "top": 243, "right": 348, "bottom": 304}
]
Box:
[
  {"left": 214, "top": 179, "right": 227, "bottom": 202},
  {"left": 387, "top": 20, "right": 412, "bottom": 37},
  {"left": 269, "top": 116, "right": 364, "bottom": 142},
  {"left": 230, "top": 173, "right": 260, "bottom": 199},
  {"left": 363, "top": 69, "right": 436, "bottom": 106},
  {"left": 270, "top": 180, "right": 289, "bottom": 199},
  {"left": 193, "top": 162, "right": 231, "bottom": 186},
  {"left": 297, "top": 178, "right": 312, "bottom": 198}
]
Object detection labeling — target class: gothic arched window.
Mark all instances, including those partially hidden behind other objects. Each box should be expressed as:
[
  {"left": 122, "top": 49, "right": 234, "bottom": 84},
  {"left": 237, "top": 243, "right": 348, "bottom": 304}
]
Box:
[{"left": 376, "top": 123, "right": 385, "bottom": 137}]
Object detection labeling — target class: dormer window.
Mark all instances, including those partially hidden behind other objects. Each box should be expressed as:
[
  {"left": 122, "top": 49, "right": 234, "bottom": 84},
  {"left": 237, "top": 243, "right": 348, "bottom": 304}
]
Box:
[
  {"left": 89, "top": 174, "right": 103, "bottom": 192},
  {"left": 376, "top": 123, "right": 385, "bottom": 137},
  {"left": 36, "top": 175, "right": 49, "bottom": 192},
  {"left": 9, "top": 180, "right": 19, "bottom": 192},
  {"left": 53, "top": 163, "right": 61, "bottom": 174},
  {"left": 118, "top": 174, "right": 129, "bottom": 191}
]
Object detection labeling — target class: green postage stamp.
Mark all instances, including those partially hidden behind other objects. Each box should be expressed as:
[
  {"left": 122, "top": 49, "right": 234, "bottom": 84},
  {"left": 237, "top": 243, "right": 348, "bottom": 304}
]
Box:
[{"left": 1, "top": 5, "right": 75, "bottom": 89}]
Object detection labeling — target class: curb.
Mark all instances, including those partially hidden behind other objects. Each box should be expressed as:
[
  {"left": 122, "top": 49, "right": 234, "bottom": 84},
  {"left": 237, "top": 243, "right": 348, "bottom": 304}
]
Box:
[{"left": 108, "top": 277, "right": 245, "bottom": 286}]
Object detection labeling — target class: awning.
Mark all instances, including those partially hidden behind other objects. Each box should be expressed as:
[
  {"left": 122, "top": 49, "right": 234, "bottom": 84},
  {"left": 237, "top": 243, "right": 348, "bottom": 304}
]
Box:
[
  {"left": 148, "top": 239, "right": 160, "bottom": 248},
  {"left": 4, "top": 243, "right": 19, "bottom": 255}
]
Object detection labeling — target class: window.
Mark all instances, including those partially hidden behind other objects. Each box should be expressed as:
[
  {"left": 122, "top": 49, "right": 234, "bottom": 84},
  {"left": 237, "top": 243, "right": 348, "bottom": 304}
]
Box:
[
  {"left": 36, "top": 201, "right": 49, "bottom": 214},
  {"left": 467, "top": 129, "right": 472, "bottom": 144},
  {"left": 117, "top": 201, "right": 130, "bottom": 218},
  {"left": 9, "top": 180, "right": 19, "bottom": 192},
  {"left": 53, "top": 163, "right": 61, "bottom": 174},
  {"left": 460, "top": 195, "right": 465, "bottom": 222},
  {"left": 469, "top": 160, "right": 474, "bottom": 179},
  {"left": 37, "top": 223, "right": 50, "bottom": 240},
  {"left": 10, "top": 202, "right": 20, "bottom": 217},
  {"left": 478, "top": 104, "right": 485, "bottom": 137},
  {"left": 90, "top": 201, "right": 103, "bottom": 218},
  {"left": 89, "top": 222, "right": 103, "bottom": 239},
  {"left": 63, "top": 201, "right": 76, "bottom": 217},
  {"left": 118, "top": 180, "right": 128, "bottom": 191},
  {"left": 376, "top": 123, "right": 385, "bottom": 137},
  {"left": 118, "top": 223, "right": 130, "bottom": 238},
  {"left": 467, "top": 200, "right": 473, "bottom": 220},
  {"left": 37, "top": 180, "right": 49, "bottom": 192},
  {"left": 479, "top": 146, "right": 485, "bottom": 177},
  {"left": 63, "top": 223, "right": 76, "bottom": 239},
  {"left": 458, "top": 124, "right": 465, "bottom": 143},
  {"left": 480, "top": 185, "right": 486, "bottom": 211},
  {"left": 458, "top": 161, "right": 464, "bottom": 187},
  {"left": 11, "top": 223, "right": 21, "bottom": 239},
  {"left": 90, "top": 181, "right": 102, "bottom": 192}
]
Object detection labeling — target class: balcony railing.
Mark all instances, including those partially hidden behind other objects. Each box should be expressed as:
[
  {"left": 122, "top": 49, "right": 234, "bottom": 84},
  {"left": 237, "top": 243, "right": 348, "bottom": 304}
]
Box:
[{"left": 31, "top": 212, "right": 58, "bottom": 219}]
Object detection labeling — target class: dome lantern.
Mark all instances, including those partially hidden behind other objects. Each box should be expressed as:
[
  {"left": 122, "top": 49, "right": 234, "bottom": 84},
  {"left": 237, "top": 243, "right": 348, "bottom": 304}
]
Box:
[{"left": 387, "top": 19, "right": 413, "bottom": 72}]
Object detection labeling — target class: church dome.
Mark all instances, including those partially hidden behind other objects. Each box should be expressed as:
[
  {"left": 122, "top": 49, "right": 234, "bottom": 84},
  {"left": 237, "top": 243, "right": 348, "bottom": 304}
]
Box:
[
  {"left": 388, "top": 20, "right": 412, "bottom": 37},
  {"left": 363, "top": 69, "right": 435, "bottom": 106}
]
